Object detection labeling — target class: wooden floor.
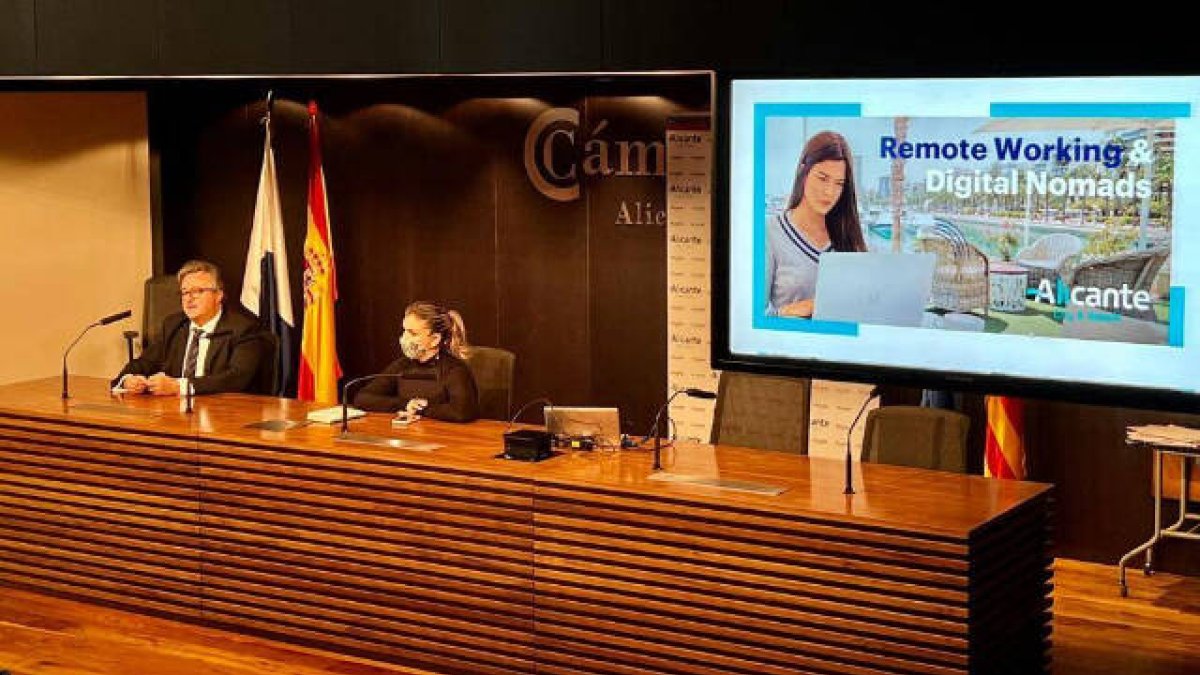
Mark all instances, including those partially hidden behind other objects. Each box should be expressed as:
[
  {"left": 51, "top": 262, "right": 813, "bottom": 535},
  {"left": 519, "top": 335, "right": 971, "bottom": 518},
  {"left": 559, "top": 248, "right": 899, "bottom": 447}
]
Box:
[
  {"left": 0, "top": 589, "right": 426, "bottom": 675},
  {"left": 1053, "top": 559, "right": 1200, "bottom": 675},
  {"left": 0, "top": 559, "right": 1196, "bottom": 675}
]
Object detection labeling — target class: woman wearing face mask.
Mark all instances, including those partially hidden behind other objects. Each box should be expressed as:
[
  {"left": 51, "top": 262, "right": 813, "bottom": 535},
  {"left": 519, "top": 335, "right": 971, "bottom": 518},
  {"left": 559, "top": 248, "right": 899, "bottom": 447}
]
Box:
[{"left": 352, "top": 301, "right": 480, "bottom": 422}]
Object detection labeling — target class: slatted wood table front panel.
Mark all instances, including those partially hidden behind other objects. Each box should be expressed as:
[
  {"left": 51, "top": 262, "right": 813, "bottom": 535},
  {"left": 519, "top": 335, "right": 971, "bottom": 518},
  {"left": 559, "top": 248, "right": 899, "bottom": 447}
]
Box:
[
  {"left": 0, "top": 411, "right": 201, "bottom": 621},
  {"left": 532, "top": 486, "right": 974, "bottom": 675},
  {"left": 0, "top": 378, "right": 1053, "bottom": 675},
  {"left": 192, "top": 438, "right": 536, "bottom": 675},
  {"left": 526, "top": 450, "right": 1054, "bottom": 675}
]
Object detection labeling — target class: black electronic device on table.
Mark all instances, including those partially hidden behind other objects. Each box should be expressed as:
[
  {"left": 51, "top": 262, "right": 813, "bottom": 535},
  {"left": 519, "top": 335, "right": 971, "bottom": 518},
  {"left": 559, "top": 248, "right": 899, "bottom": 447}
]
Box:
[{"left": 502, "top": 429, "right": 553, "bottom": 461}]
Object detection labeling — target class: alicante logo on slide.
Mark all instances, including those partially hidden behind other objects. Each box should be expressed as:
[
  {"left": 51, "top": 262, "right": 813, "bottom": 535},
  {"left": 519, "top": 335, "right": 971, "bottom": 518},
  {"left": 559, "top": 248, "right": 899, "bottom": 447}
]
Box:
[
  {"left": 523, "top": 107, "right": 665, "bottom": 213},
  {"left": 1035, "top": 277, "right": 1154, "bottom": 322}
]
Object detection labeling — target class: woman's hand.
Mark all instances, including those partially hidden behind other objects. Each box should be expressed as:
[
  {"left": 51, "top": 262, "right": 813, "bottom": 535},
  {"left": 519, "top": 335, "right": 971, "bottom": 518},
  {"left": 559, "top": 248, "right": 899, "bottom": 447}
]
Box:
[
  {"left": 405, "top": 398, "right": 429, "bottom": 419},
  {"left": 779, "top": 299, "right": 814, "bottom": 318}
]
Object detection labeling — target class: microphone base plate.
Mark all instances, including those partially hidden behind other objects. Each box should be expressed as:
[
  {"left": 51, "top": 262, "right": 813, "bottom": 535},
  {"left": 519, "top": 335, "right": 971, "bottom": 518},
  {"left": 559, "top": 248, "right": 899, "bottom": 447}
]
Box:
[{"left": 336, "top": 431, "right": 440, "bottom": 452}]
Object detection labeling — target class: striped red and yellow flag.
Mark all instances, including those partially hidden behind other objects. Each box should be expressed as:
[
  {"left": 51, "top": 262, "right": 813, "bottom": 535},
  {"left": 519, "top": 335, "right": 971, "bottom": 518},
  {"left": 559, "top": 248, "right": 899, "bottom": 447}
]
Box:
[
  {"left": 984, "top": 395, "right": 1026, "bottom": 479},
  {"left": 297, "top": 101, "right": 342, "bottom": 403}
]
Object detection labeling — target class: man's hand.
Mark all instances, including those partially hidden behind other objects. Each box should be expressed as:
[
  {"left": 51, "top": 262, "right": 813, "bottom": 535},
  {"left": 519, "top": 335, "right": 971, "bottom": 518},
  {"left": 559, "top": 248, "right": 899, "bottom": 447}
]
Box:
[
  {"left": 122, "top": 375, "right": 150, "bottom": 394},
  {"left": 147, "top": 373, "right": 181, "bottom": 396}
]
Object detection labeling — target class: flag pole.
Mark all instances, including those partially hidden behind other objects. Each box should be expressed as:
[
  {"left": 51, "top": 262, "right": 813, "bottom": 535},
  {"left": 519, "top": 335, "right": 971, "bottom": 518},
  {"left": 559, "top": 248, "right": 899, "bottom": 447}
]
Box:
[
  {"left": 241, "top": 89, "right": 296, "bottom": 397},
  {"left": 262, "top": 89, "right": 274, "bottom": 129}
]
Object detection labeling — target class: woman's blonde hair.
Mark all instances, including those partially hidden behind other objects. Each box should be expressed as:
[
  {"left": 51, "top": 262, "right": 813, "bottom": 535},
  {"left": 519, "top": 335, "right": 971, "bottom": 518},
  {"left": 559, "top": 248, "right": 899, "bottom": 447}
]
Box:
[{"left": 405, "top": 301, "right": 469, "bottom": 359}]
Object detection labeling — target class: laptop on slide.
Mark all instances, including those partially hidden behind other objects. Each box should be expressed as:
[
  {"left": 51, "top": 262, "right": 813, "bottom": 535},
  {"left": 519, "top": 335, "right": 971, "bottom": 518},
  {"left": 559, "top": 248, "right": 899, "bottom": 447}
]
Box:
[{"left": 812, "top": 252, "right": 936, "bottom": 328}]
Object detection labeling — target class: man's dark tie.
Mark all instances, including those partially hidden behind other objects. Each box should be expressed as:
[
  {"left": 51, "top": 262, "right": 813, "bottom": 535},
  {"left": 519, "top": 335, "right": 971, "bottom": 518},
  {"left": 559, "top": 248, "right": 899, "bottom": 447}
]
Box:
[{"left": 182, "top": 328, "right": 203, "bottom": 379}]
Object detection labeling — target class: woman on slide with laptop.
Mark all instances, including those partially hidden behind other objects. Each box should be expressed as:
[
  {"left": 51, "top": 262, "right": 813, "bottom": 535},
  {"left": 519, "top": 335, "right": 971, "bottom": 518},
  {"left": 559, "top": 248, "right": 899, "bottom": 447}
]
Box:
[
  {"left": 766, "top": 130, "right": 867, "bottom": 318},
  {"left": 353, "top": 301, "right": 480, "bottom": 422}
]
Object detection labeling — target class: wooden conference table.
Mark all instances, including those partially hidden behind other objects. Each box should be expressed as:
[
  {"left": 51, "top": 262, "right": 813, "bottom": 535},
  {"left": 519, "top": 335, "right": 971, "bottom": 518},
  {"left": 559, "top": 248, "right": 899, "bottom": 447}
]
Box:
[{"left": 0, "top": 377, "right": 1053, "bottom": 675}]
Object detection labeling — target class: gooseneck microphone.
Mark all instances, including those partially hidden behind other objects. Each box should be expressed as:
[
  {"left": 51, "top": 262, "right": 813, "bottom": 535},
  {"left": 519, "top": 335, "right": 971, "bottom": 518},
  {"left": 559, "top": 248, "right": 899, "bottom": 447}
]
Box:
[
  {"left": 62, "top": 309, "right": 133, "bottom": 399},
  {"left": 647, "top": 388, "right": 717, "bottom": 471},
  {"left": 338, "top": 373, "right": 410, "bottom": 433},
  {"left": 184, "top": 379, "right": 195, "bottom": 414},
  {"left": 505, "top": 397, "right": 555, "bottom": 433},
  {"left": 98, "top": 310, "right": 133, "bottom": 326},
  {"left": 844, "top": 386, "right": 882, "bottom": 495}
]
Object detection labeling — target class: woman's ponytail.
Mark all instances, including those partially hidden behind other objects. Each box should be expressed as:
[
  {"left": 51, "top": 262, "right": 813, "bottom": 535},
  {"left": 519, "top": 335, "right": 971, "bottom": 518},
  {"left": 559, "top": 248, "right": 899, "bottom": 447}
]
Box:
[{"left": 405, "top": 301, "right": 470, "bottom": 359}]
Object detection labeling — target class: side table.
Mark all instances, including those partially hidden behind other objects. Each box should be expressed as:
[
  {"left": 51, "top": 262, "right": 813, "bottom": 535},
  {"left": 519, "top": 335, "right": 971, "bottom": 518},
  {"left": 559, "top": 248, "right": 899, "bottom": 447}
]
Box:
[
  {"left": 1117, "top": 437, "right": 1200, "bottom": 596},
  {"left": 989, "top": 261, "right": 1028, "bottom": 313}
]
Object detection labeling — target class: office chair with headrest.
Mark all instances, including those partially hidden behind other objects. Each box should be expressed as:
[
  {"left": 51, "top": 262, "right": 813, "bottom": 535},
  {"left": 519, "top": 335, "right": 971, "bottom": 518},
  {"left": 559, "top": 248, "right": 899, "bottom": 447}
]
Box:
[
  {"left": 142, "top": 274, "right": 181, "bottom": 351},
  {"left": 464, "top": 346, "right": 516, "bottom": 421},
  {"left": 861, "top": 405, "right": 970, "bottom": 473},
  {"left": 710, "top": 371, "right": 810, "bottom": 453}
]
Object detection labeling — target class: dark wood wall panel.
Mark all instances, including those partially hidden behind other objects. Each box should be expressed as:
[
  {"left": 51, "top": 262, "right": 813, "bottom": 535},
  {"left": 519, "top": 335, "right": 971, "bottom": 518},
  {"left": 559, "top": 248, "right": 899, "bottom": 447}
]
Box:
[
  {"left": 601, "top": 1, "right": 795, "bottom": 73},
  {"left": 489, "top": 95, "right": 593, "bottom": 412},
  {"left": 33, "top": 0, "right": 159, "bottom": 75},
  {"left": 584, "top": 95, "right": 677, "bottom": 428},
  {"left": 159, "top": 0, "right": 292, "bottom": 74},
  {"left": 289, "top": 0, "right": 439, "bottom": 74},
  {"left": 0, "top": 415, "right": 200, "bottom": 620},
  {"left": 3, "top": 0, "right": 1196, "bottom": 77},
  {"left": 163, "top": 92, "right": 273, "bottom": 294},
  {"left": 328, "top": 99, "right": 502, "bottom": 379},
  {"left": 439, "top": 0, "right": 605, "bottom": 73},
  {"left": 0, "top": 0, "right": 36, "bottom": 73}
]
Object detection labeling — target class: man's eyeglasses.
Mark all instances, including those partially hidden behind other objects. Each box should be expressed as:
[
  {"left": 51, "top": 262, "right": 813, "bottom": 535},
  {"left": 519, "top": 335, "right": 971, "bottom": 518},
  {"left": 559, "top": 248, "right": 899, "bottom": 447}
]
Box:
[{"left": 180, "top": 288, "right": 218, "bottom": 299}]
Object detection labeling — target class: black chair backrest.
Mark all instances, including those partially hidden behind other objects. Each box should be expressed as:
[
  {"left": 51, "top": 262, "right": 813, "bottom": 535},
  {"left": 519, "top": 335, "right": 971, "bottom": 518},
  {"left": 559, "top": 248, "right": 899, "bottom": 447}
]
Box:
[
  {"left": 862, "top": 406, "right": 970, "bottom": 473},
  {"left": 142, "top": 274, "right": 181, "bottom": 350},
  {"left": 464, "top": 346, "right": 516, "bottom": 421},
  {"left": 710, "top": 371, "right": 810, "bottom": 453}
]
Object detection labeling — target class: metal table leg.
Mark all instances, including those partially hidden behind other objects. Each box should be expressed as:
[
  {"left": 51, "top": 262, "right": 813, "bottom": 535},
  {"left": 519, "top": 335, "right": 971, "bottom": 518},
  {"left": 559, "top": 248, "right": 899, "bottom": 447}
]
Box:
[
  {"left": 1118, "top": 448, "right": 1163, "bottom": 597},
  {"left": 1119, "top": 448, "right": 1200, "bottom": 597}
]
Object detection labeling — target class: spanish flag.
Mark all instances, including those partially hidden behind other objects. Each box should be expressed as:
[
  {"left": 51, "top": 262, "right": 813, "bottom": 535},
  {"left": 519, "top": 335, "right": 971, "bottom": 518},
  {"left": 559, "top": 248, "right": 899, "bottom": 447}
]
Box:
[
  {"left": 297, "top": 101, "right": 341, "bottom": 402},
  {"left": 984, "top": 395, "right": 1026, "bottom": 479}
]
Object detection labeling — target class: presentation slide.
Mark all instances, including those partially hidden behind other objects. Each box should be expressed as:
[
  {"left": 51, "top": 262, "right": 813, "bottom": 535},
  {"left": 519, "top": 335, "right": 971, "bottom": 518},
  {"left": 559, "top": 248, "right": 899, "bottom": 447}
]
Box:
[{"left": 727, "top": 76, "right": 1200, "bottom": 398}]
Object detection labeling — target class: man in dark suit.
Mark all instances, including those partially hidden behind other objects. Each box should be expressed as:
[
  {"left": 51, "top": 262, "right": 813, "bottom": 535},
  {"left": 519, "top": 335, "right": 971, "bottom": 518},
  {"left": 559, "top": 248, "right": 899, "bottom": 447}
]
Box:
[{"left": 113, "top": 260, "right": 270, "bottom": 396}]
